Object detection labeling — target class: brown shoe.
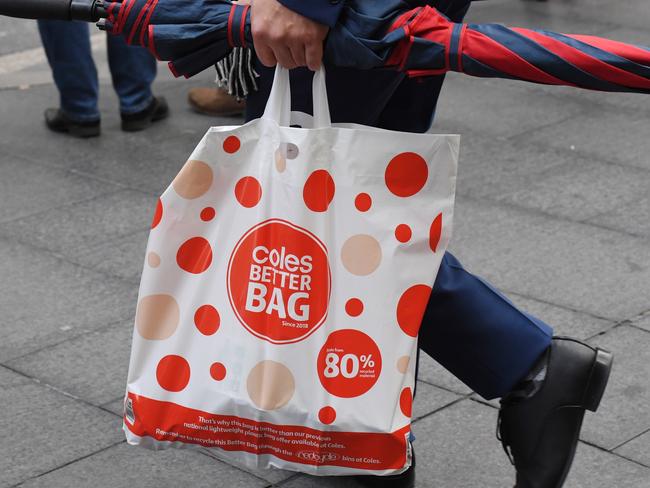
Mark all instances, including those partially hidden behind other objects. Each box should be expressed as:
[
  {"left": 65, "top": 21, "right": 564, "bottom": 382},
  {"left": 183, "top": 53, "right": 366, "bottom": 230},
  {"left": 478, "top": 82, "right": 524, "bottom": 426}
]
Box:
[{"left": 187, "top": 87, "right": 245, "bottom": 116}]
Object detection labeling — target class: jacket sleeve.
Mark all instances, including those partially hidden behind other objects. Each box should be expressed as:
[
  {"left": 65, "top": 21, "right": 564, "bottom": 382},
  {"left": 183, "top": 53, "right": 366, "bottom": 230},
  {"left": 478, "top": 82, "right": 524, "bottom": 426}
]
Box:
[{"left": 277, "top": 0, "right": 344, "bottom": 27}]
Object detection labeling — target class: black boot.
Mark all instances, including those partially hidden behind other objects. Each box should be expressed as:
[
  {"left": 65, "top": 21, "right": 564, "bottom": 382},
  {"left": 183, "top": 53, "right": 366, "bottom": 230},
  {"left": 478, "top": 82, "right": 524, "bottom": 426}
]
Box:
[
  {"left": 497, "top": 337, "right": 613, "bottom": 488},
  {"left": 354, "top": 448, "right": 415, "bottom": 488},
  {"left": 121, "top": 96, "right": 169, "bottom": 132},
  {"left": 44, "top": 108, "right": 100, "bottom": 138}
]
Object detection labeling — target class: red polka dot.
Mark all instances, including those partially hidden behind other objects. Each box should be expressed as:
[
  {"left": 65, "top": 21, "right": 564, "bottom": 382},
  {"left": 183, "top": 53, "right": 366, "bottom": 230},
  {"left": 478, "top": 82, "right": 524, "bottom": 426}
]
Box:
[
  {"left": 194, "top": 305, "right": 220, "bottom": 335},
  {"left": 177, "top": 237, "right": 213, "bottom": 274},
  {"left": 303, "top": 169, "right": 335, "bottom": 212},
  {"left": 430, "top": 213, "right": 442, "bottom": 253},
  {"left": 151, "top": 198, "right": 163, "bottom": 229},
  {"left": 385, "top": 152, "right": 428, "bottom": 197},
  {"left": 223, "top": 136, "right": 240, "bottom": 153},
  {"left": 156, "top": 355, "right": 190, "bottom": 392},
  {"left": 355, "top": 193, "right": 372, "bottom": 212},
  {"left": 395, "top": 224, "right": 412, "bottom": 243},
  {"left": 318, "top": 406, "right": 336, "bottom": 424},
  {"left": 400, "top": 387, "right": 413, "bottom": 417},
  {"left": 397, "top": 284, "right": 432, "bottom": 337},
  {"left": 210, "top": 362, "right": 227, "bottom": 381},
  {"left": 200, "top": 207, "right": 215, "bottom": 222},
  {"left": 235, "top": 176, "right": 262, "bottom": 208},
  {"left": 345, "top": 298, "right": 364, "bottom": 317}
]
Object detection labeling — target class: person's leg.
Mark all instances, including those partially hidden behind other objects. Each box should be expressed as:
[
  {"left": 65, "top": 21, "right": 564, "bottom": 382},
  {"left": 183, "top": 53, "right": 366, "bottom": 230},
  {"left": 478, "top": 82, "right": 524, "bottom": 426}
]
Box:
[
  {"left": 419, "top": 252, "right": 553, "bottom": 399},
  {"left": 37, "top": 20, "right": 100, "bottom": 122},
  {"left": 106, "top": 34, "right": 156, "bottom": 115}
]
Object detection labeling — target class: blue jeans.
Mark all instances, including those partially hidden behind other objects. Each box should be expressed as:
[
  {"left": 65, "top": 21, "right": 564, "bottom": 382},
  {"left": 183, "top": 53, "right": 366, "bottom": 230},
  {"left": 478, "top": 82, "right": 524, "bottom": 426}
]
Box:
[{"left": 38, "top": 20, "right": 157, "bottom": 122}]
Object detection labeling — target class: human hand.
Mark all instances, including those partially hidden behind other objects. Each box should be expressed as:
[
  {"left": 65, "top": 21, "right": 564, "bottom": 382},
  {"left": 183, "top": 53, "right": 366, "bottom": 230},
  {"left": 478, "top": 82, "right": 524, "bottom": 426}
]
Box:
[{"left": 251, "top": 0, "right": 329, "bottom": 71}]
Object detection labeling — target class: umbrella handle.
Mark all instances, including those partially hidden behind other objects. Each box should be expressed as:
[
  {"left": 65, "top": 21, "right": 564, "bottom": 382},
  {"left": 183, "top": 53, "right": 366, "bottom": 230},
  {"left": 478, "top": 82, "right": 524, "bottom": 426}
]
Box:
[{"left": 0, "top": 0, "right": 107, "bottom": 21}]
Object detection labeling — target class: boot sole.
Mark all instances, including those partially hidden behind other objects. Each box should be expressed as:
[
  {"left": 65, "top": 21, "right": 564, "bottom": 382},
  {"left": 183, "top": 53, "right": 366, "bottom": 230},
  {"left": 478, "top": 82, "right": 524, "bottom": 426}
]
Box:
[
  {"left": 583, "top": 348, "right": 613, "bottom": 412},
  {"left": 554, "top": 348, "right": 613, "bottom": 488}
]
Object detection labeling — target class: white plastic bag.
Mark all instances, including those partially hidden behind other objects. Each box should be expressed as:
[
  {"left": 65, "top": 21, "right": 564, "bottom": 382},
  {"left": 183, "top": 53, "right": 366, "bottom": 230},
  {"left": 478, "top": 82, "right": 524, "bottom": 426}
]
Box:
[{"left": 124, "top": 67, "right": 459, "bottom": 476}]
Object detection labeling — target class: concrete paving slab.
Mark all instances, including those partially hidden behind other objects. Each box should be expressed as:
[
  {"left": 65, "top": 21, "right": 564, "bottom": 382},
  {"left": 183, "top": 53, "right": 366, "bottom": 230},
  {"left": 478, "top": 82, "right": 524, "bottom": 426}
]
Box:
[
  {"left": 453, "top": 133, "right": 580, "bottom": 201},
  {"left": 0, "top": 365, "right": 124, "bottom": 487},
  {"left": 73, "top": 229, "right": 149, "bottom": 283},
  {"left": 433, "top": 75, "right": 585, "bottom": 139},
  {"left": 489, "top": 158, "right": 650, "bottom": 222},
  {"left": 466, "top": 0, "right": 616, "bottom": 34},
  {"left": 0, "top": 153, "right": 120, "bottom": 224},
  {"left": 0, "top": 190, "right": 155, "bottom": 260},
  {"left": 581, "top": 326, "right": 650, "bottom": 450},
  {"left": 448, "top": 198, "right": 650, "bottom": 321},
  {"left": 507, "top": 293, "right": 614, "bottom": 340},
  {"left": 412, "top": 381, "right": 462, "bottom": 421},
  {"left": 564, "top": 443, "right": 650, "bottom": 488},
  {"left": 587, "top": 195, "right": 650, "bottom": 240},
  {"left": 18, "top": 441, "right": 269, "bottom": 488},
  {"left": 0, "top": 237, "right": 137, "bottom": 362},
  {"left": 7, "top": 320, "right": 133, "bottom": 406},
  {"left": 614, "top": 429, "right": 650, "bottom": 468},
  {"left": 410, "top": 399, "right": 513, "bottom": 488},
  {"left": 633, "top": 313, "right": 650, "bottom": 333},
  {"left": 520, "top": 110, "right": 650, "bottom": 171}
]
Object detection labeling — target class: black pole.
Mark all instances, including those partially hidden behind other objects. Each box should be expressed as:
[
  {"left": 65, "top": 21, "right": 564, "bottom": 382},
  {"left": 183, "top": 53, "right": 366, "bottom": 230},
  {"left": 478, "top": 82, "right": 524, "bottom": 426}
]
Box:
[{"left": 0, "top": 0, "right": 107, "bottom": 21}]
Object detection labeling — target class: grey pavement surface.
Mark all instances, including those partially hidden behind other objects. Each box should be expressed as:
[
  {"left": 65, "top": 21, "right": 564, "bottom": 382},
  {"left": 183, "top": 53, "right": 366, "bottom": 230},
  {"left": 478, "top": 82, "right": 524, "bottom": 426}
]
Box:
[{"left": 1, "top": 0, "right": 649, "bottom": 487}]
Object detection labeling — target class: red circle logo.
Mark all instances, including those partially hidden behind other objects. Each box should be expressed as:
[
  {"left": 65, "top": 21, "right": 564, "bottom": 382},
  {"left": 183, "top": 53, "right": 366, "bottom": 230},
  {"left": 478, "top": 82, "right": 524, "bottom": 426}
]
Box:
[
  {"left": 227, "top": 219, "right": 331, "bottom": 344},
  {"left": 317, "top": 329, "right": 382, "bottom": 398}
]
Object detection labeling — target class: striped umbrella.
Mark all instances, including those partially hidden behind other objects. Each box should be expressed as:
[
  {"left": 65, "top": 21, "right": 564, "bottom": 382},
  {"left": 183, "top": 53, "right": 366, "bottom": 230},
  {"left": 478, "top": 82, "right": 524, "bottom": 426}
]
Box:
[{"left": 99, "top": 0, "right": 650, "bottom": 94}]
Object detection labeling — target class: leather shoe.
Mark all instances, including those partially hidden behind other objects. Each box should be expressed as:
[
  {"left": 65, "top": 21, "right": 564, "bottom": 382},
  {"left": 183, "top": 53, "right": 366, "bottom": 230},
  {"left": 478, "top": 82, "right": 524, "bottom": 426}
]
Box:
[
  {"left": 498, "top": 337, "right": 613, "bottom": 488},
  {"left": 44, "top": 108, "right": 100, "bottom": 138},
  {"left": 354, "top": 448, "right": 415, "bottom": 487},
  {"left": 121, "top": 96, "right": 169, "bottom": 132},
  {"left": 187, "top": 87, "right": 245, "bottom": 116}
]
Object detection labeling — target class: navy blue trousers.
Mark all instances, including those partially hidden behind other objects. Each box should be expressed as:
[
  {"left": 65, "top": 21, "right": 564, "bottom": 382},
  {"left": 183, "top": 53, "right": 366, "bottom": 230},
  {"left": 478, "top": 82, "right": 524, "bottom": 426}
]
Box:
[{"left": 246, "top": 64, "right": 553, "bottom": 400}]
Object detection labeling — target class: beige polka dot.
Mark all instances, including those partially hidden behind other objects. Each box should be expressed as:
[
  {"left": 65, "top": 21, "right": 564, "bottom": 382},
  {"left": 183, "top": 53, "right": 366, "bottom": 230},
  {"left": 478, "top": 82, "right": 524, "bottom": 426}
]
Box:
[
  {"left": 147, "top": 252, "right": 161, "bottom": 268},
  {"left": 397, "top": 356, "right": 410, "bottom": 374},
  {"left": 135, "top": 294, "right": 180, "bottom": 340},
  {"left": 275, "top": 148, "right": 286, "bottom": 173},
  {"left": 341, "top": 234, "right": 382, "bottom": 276},
  {"left": 172, "top": 160, "right": 213, "bottom": 199},
  {"left": 247, "top": 360, "right": 295, "bottom": 410}
]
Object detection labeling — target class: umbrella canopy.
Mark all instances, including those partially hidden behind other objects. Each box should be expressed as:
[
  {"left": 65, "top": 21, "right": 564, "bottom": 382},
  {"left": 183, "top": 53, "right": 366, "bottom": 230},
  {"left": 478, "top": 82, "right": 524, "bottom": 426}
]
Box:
[
  {"left": 103, "top": 0, "right": 650, "bottom": 93},
  {"left": 101, "top": 0, "right": 253, "bottom": 78}
]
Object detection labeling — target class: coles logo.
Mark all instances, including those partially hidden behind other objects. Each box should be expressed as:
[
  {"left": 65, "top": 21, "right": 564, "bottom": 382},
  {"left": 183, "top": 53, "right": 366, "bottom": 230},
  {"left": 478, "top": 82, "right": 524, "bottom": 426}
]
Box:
[{"left": 227, "top": 219, "right": 331, "bottom": 344}]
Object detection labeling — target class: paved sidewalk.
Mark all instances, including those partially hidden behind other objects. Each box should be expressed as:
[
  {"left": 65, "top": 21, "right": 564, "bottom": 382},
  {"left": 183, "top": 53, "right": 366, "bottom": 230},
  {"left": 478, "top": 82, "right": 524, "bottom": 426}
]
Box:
[{"left": 1, "top": 1, "right": 649, "bottom": 487}]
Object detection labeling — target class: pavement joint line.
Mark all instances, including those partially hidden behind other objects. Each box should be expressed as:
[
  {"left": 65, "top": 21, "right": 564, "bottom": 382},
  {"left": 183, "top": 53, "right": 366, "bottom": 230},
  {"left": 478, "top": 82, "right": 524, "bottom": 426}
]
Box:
[
  {"left": 504, "top": 290, "right": 616, "bottom": 323},
  {"left": 462, "top": 192, "right": 650, "bottom": 245},
  {"left": 412, "top": 394, "right": 473, "bottom": 424},
  {"left": 415, "top": 377, "right": 471, "bottom": 397},
  {"left": 629, "top": 323, "right": 650, "bottom": 335},
  {"left": 609, "top": 426, "right": 650, "bottom": 454},
  {"left": 195, "top": 448, "right": 290, "bottom": 487},
  {"left": 578, "top": 438, "right": 650, "bottom": 470},
  {"left": 469, "top": 396, "right": 498, "bottom": 410},
  {"left": 503, "top": 113, "right": 582, "bottom": 141},
  {"left": 9, "top": 440, "right": 126, "bottom": 487},
  {"left": 0, "top": 230, "right": 139, "bottom": 296},
  {"left": 0, "top": 361, "right": 122, "bottom": 414},
  {"left": 3, "top": 317, "right": 131, "bottom": 365}
]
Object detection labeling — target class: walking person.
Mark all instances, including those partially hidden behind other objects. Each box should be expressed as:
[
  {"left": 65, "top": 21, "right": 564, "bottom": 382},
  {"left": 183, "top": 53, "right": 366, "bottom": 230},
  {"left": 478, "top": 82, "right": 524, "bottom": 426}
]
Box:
[
  {"left": 38, "top": 19, "right": 168, "bottom": 137},
  {"left": 245, "top": 0, "right": 613, "bottom": 487}
]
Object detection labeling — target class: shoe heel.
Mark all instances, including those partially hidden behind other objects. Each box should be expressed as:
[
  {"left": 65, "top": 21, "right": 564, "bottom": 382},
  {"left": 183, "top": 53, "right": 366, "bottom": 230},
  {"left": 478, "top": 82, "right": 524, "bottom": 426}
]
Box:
[{"left": 583, "top": 348, "right": 613, "bottom": 412}]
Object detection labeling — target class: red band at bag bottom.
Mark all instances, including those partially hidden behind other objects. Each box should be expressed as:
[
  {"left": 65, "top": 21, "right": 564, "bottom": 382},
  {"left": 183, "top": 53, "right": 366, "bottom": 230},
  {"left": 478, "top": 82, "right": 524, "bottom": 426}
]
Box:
[{"left": 124, "top": 392, "right": 410, "bottom": 471}]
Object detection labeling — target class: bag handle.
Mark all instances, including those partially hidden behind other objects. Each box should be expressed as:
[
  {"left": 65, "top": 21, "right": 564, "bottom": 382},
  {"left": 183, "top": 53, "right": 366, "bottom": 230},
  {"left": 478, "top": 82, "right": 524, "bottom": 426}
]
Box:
[{"left": 262, "top": 66, "right": 332, "bottom": 128}]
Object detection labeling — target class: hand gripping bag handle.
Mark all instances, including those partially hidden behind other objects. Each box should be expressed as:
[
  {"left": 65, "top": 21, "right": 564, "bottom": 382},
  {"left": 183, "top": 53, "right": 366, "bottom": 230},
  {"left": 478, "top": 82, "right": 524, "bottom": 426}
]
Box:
[{"left": 262, "top": 66, "right": 332, "bottom": 128}]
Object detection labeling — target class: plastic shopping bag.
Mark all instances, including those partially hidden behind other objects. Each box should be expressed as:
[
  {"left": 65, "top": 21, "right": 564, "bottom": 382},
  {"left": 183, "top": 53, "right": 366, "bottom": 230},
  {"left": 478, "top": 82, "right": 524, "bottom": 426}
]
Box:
[{"left": 124, "top": 67, "right": 459, "bottom": 476}]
